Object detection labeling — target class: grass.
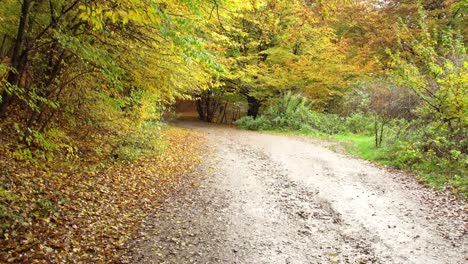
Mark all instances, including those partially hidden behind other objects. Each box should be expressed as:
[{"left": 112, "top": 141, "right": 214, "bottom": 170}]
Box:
[
  {"left": 329, "top": 134, "right": 382, "bottom": 159},
  {"left": 264, "top": 129, "right": 386, "bottom": 163}
]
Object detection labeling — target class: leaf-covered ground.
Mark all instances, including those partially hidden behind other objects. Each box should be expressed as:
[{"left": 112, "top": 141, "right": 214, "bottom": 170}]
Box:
[{"left": 0, "top": 127, "right": 204, "bottom": 263}]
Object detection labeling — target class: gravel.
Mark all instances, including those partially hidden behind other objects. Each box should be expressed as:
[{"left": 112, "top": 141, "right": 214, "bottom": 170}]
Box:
[{"left": 127, "top": 121, "right": 467, "bottom": 264}]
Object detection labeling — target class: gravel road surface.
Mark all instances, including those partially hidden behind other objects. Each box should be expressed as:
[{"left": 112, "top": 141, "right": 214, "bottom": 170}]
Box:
[{"left": 128, "top": 121, "right": 467, "bottom": 264}]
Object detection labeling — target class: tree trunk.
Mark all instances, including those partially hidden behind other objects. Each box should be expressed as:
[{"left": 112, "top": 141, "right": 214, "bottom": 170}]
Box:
[
  {"left": 196, "top": 98, "right": 205, "bottom": 121},
  {"left": 374, "top": 117, "right": 379, "bottom": 148},
  {"left": 0, "top": 0, "right": 31, "bottom": 118},
  {"left": 374, "top": 123, "right": 377, "bottom": 147},
  {"left": 195, "top": 91, "right": 223, "bottom": 123},
  {"left": 0, "top": 34, "right": 7, "bottom": 59},
  {"left": 219, "top": 102, "right": 228, "bottom": 123},
  {"left": 379, "top": 122, "right": 384, "bottom": 147},
  {"left": 374, "top": 116, "right": 385, "bottom": 148},
  {"left": 247, "top": 96, "right": 260, "bottom": 118}
]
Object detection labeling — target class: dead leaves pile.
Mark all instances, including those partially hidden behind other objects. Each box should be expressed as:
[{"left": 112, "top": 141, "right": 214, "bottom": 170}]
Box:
[{"left": 0, "top": 127, "right": 204, "bottom": 263}]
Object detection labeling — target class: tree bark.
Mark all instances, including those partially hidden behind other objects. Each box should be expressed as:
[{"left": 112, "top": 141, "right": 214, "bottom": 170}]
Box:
[
  {"left": 374, "top": 116, "right": 379, "bottom": 148},
  {"left": 196, "top": 98, "right": 205, "bottom": 121},
  {"left": 247, "top": 95, "right": 261, "bottom": 118},
  {"left": 0, "top": 34, "right": 7, "bottom": 59},
  {"left": 0, "top": 0, "right": 32, "bottom": 118},
  {"left": 379, "top": 122, "right": 384, "bottom": 147}
]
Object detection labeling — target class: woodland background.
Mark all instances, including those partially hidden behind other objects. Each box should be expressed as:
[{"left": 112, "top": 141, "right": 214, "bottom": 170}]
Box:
[{"left": 0, "top": 0, "right": 466, "bottom": 262}]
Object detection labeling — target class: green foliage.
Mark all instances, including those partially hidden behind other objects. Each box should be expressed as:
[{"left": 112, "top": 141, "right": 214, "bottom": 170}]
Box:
[
  {"left": 12, "top": 148, "right": 34, "bottom": 162},
  {"left": 112, "top": 121, "right": 167, "bottom": 162},
  {"left": 236, "top": 93, "right": 350, "bottom": 134},
  {"left": 34, "top": 198, "right": 58, "bottom": 218},
  {"left": 12, "top": 128, "right": 77, "bottom": 163},
  {"left": 344, "top": 113, "right": 374, "bottom": 134},
  {"left": 0, "top": 0, "right": 216, "bottom": 166},
  {"left": 341, "top": 119, "right": 468, "bottom": 195},
  {"left": 263, "top": 93, "right": 315, "bottom": 130},
  {"left": 0, "top": 185, "right": 22, "bottom": 233},
  {"left": 234, "top": 116, "right": 272, "bottom": 131},
  {"left": 383, "top": 120, "right": 467, "bottom": 190},
  {"left": 390, "top": 6, "right": 467, "bottom": 134}
]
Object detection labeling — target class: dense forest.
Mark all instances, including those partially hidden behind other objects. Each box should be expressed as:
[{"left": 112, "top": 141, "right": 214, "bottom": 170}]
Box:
[{"left": 0, "top": 0, "right": 466, "bottom": 262}]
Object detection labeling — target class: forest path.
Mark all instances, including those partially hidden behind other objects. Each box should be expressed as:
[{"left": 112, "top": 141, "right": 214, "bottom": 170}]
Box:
[{"left": 129, "top": 121, "right": 467, "bottom": 264}]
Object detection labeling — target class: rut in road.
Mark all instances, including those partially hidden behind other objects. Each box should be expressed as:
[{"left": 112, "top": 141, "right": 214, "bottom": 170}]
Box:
[{"left": 128, "top": 121, "right": 467, "bottom": 264}]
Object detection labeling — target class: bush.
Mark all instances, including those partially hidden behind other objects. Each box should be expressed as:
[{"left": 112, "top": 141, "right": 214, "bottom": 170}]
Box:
[
  {"left": 310, "top": 113, "right": 346, "bottom": 135},
  {"left": 381, "top": 120, "right": 467, "bottom": 194},
  {"left": 13, "top": 127, "right": 77, "bottom": 163},
  {"left": 112, "top": 121, "right": 167, "bottom": 162},
  {"left": 344, "top": 113, "right": 373, "bottom": 134},
  {"left": 263, "top": 93, "right": 314, "bottom": 130},
  {"left": 235, "top": 116, "right": 272, "bottom": 130},
  {"left": 236, "top": 93, "right": 348, "bottom": 134}
]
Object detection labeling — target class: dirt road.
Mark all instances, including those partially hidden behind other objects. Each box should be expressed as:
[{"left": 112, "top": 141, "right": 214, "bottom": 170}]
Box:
[{"left": 129, "top": 121, "right": 467, "bottom": 264}]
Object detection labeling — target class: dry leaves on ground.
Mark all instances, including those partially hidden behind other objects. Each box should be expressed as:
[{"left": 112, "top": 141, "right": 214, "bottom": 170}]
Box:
[{"left": 0, "top": 127, "right": 204, "bottom": 263}]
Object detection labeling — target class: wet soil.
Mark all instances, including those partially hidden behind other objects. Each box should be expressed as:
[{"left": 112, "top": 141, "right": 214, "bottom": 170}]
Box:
[{"left": 128, "top": 121, "right": 467, "bottom": 264}]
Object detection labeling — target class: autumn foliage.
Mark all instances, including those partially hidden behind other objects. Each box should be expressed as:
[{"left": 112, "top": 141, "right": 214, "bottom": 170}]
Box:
[{"left": 0, "top": 0, "right": 467, "bottom": 261}]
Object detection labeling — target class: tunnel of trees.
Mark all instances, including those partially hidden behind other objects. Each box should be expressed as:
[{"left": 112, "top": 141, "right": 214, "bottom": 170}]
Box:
[{"left": 0, "top": 0, "right": 466, "bottom": 262}]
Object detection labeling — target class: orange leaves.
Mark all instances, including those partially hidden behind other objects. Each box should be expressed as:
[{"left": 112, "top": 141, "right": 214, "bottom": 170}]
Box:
[{"left": 0, "top": 127, "right": 204, "bottom": 262}]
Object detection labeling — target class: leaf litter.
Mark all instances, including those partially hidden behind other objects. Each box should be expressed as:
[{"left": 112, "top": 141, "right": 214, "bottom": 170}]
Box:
[{"left": 0, "top": 127, "right": 204, "bottom": 263}]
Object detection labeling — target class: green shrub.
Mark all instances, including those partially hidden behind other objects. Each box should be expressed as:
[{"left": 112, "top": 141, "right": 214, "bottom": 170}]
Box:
[
  {"left": 235, "top": 93, "right": 345, "bottom": 134},
  {"left": 35, "top": 198, "right": 58, "bottom": 218},
  {"left": 13, "top": 127, "right": 77, "bottom": 163},
  {"left": 236, "top": 93, "right": 349, "bottom": 134},
  {"left": 380, "top": 120, "right": 467, "bottom": 194},
  {"left": 344, "top": 113, "right": 373, "bottom": 134},
  {"left": 0, "top": 186, "right": 22, "bottom": 233},
  {"left": 310, "top": 113, "right": 346, "bottom": 134},
  {"left": 263, "top": 93, "right": 316, "bottom": 130},
  {"left": 112, "top": 121, "right": 167, "bottom": 162},
  {"left": 235, "top": 116, "right": 272, "bottom": 130}
]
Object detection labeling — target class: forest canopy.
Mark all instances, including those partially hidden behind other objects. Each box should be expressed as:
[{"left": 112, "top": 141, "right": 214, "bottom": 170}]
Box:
[
  {"left": 0, "top": 0, "right": 465, "bottom": 138},
  {"left": 0, "top": 0, "right": 466, "bottom": 180}
]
